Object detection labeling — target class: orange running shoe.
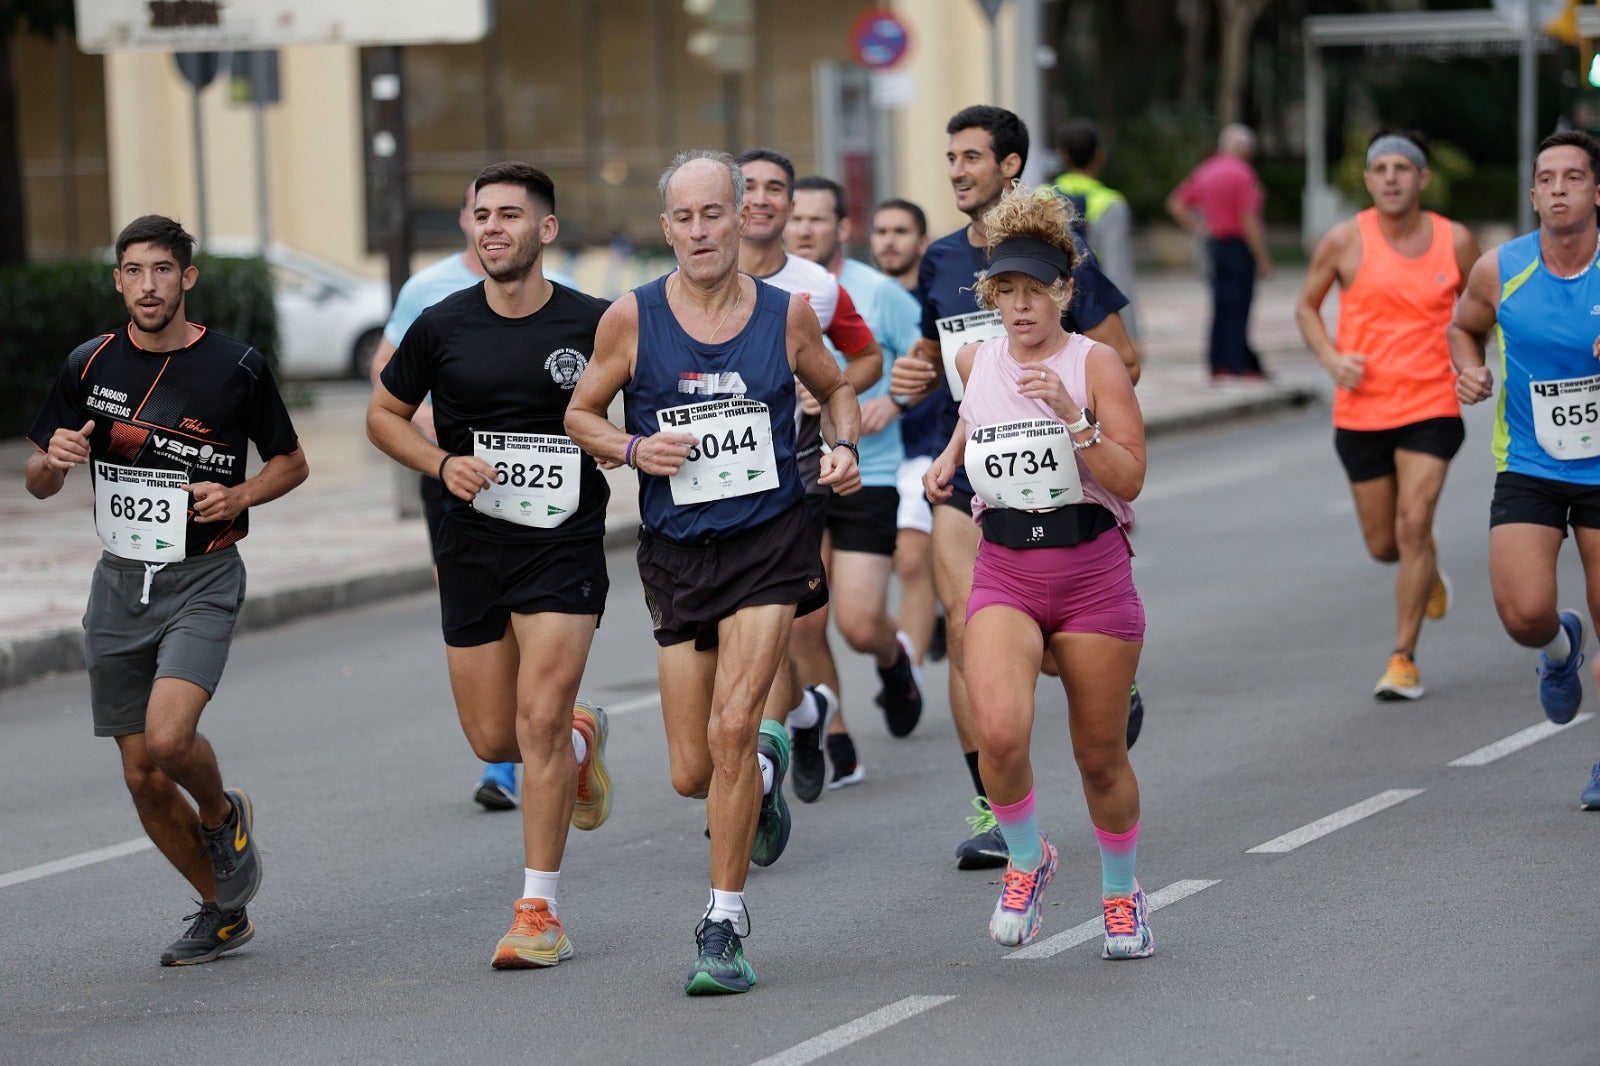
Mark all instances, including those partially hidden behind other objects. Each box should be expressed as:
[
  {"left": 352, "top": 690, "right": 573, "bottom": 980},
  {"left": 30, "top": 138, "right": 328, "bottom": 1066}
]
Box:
[
  {"left": 491, "top": 897, "right": 573, "bottom": 969},
  {"left": 571, "top": 700, "right": 612, "bottom": 831},
  {"left": 1426, "top": 566, "right": 1452, "bottom": 622},
  {"left": 1373, "top": 651, "right": 1424, "bottom": 701}
]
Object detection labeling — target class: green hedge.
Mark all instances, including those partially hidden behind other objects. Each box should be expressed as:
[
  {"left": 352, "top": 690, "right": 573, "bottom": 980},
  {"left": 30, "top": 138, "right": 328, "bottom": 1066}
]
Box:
[{"left": 0, "top": 254, "right": 278, "bottom": 437}]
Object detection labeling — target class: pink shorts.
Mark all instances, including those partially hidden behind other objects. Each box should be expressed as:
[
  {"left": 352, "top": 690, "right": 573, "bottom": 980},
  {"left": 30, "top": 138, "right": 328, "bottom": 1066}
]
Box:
[{"left": 966, "top": 531, "right": 1145, "bottom": 641}]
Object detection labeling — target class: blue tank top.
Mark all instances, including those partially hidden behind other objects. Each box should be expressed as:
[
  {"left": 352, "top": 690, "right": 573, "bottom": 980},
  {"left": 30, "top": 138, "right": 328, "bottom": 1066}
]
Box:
[
  {"left": 1494, "top": 229, "right": 1600, "bottom": 483},
  {"left": 625, "top": 274, "right": 803, "bottom": 540}
]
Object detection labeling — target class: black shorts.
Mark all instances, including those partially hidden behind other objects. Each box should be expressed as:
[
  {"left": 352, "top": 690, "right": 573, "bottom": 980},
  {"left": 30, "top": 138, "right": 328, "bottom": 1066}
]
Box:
[
  {"left": 638, "top": 500, "right": 827, "bottom": 651},
  {"left": 809, "top": 486, "right": 899, "bottom": 556},
  {"left": 939, "top": 486, "right": 976, "bottom": 515},
  {"left": 419, "top": 473, "right": 447, "bottom": 555},
  {"left": 433, "top": 518, "right": 607, "bottom": 647},
  {"left": 1334, "top": 416, "right": 1465, "bottom": 483},
  {"left": 1490, "top": 470, "right": 1600, "bottom": 531}
]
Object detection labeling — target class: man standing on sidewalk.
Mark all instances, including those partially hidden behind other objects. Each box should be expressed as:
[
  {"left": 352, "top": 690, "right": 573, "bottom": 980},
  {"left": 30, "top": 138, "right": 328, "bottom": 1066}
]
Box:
[
  {"left": 1166, "top": 124, "right": 1273, "bottom": 382},
  {"left": 1053, "top": 119, "right": 1140, "bottom": 338},
  {"left": 24, "top": 214, "right": 308, "bottom": 966}
]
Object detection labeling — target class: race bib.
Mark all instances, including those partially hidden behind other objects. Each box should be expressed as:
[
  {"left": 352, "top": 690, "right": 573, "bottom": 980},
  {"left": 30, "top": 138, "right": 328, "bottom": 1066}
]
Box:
[
  {"left": 657, "top": 398, "right": 780, "bottom": 506},
  {"left": 1530, "top": 375, "right": 1600, "bottom": 461},
  {"left": 471, "top": 431, "right": 582, "bottom": 528},
  {"left": 965, "top": 419, "right": 1083, "bottom": 511},
  {"left": 936, "top": 310, "right": 1005, "bottom": 401},
  {"left": 93, "top": 461, "right": 187, "bottom": 562}
]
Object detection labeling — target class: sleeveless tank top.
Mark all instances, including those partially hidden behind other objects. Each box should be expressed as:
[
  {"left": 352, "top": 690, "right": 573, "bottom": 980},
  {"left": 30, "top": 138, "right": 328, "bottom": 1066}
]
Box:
[
  {"left": 625, "top": 274, "right": 802, "bottom": 540},
  {"left": 958, "top": 332, "right": 1134, "bottom": 529},
  {"left": 1333, "top": 209, "right": 1461, "bottom": 431}
]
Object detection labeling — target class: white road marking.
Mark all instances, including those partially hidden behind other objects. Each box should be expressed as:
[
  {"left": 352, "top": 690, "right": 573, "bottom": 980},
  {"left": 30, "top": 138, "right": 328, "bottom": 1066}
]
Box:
[
  {"left": 0, "top": 838, "right": 154, "bottom": 890},
  {"left": 1447, "top": 713, "right": 1594, "bottom": 767},
  {"left": 1246, "top": 789, "right": 1424, "bottom": 854},
  {"left": 1006, "top": 878, "right": 1220, "bottom": 960},
  {"left": 747, "top": 995, "right": 957, "bottom": 1066},
  {"left": 598, "top": 693, "right": 661, "bottom": 715}
]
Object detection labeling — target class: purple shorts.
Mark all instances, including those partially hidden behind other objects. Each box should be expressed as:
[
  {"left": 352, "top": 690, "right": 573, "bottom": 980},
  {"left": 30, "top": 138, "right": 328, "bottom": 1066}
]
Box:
[{"left": 966, "top": 530, "right": 1145, "bottom": 642}]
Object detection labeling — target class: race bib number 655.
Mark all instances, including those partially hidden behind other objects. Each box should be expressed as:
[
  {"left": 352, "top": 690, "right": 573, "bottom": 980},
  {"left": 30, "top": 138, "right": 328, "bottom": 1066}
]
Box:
[{"left": 1531, "top": 374, "right": 1600, "bottom": 461}]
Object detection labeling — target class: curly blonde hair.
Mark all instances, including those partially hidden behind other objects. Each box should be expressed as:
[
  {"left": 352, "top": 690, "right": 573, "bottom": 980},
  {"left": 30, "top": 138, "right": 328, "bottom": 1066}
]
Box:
[{"left": 973, "top": 183, "right": 1081, "bottom": 311}]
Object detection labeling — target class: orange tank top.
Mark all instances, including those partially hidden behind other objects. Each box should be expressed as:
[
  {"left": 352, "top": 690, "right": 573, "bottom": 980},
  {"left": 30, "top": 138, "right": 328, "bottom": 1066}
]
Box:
[{"left": 1332, "top": 209, "right": 1461, "bottom": 431}]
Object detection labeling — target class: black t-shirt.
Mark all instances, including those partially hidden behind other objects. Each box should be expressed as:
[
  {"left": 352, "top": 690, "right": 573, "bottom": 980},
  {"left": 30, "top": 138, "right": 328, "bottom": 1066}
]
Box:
[
  {"left": 27, "top": 324, "right": 301, "bottom": 556},
  {"left": 382, "top": 281, "right": 610, "bottom": 543}
]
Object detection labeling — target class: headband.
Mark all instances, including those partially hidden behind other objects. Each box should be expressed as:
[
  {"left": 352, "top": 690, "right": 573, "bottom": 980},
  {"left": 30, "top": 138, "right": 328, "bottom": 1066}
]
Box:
[{"left": 1366, "top": 135, "right": 1427, "bottom": 171}]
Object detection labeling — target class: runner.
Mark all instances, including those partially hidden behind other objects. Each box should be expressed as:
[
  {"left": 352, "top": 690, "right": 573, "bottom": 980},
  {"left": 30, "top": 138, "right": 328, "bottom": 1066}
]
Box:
[
  {"left": 366, "top": 162, "right": 613, "bottom": 970},
  {"left": 786, "top": 175, "right": 926, "bottom": 791},
  {"left": 1295, "top": 129, "right": 1479, "bottom": 700},
  {"left": 1449, "top": 130, "right": 1600, "bottom": 809},
  {"left": 889, "top": 105, "right": 1141, "bottom": 871},
  {"left": 24, "top": 214, "right": 308, "bottom": 965},
  {"left": 924, "top": 183, "right": 1151, "bottom": 956},
  {"left": 565, "top": 149, "right": 861, "bottom": 994}
]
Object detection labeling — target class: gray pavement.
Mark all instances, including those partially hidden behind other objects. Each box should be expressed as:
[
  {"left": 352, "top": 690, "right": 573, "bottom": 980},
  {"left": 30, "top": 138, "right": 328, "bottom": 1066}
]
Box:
[{"left": 0, "top": 268, "right": 1327, "bottom": 689}]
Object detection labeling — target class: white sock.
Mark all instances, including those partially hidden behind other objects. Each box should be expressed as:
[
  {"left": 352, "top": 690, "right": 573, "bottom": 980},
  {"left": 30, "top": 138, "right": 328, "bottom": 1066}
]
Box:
[
  {"left": 1545, "top": 625, "right": 1572, "bottom": 664},
  {"left": 706, "top": 888, "right": 745, "bottom": 927},
  {"left": 757, "top": 752, "right": 774, "bottom": 794},
  {"left": 787, "top": 689, "right": 819, "bottom": 729},
  {"left": 571, "top": 727, "right": 588, "bottom": 766},
  {"left": 523, "top": 867, "right": 560, "bottom": 913}
]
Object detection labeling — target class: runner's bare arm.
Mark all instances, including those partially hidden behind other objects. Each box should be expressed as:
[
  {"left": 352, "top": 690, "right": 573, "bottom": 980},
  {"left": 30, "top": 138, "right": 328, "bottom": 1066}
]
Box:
[
  {"left": 1081, "top": 310, "right": 1141, "bottom": 387},
  {"left": 370, "top": 336, "right": 436, "bottom": 441},
  {"left": 1078, "top": 342, "right": 1147, "bottom": 501},
  {"left": 1451, "top": 222, "right": 1483, "bottom": 295},
  {"left": 1296, "top": 221, "right": 1365, "bottom": 388},
  {"left": 188, "top": 448, "right": 309, "bottom": 523},
  {"left": 24, "top": 418, "right": 95, "bottom": 499},
  {"left": 889, "top": 336, "right": 944, "bottom": 403},
  {"left": 790, "top": 296, "right": 861, "bottom": 493},
  {"left": 1448, "top": 250, "right": 1501, "bottom": 405},
  {"left": 923, "top": 418, "right": 968, "bottom": 504}
]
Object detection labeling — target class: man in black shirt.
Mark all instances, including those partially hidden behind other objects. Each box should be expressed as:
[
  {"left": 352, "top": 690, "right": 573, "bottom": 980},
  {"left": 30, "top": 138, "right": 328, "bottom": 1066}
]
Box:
[
  {"left": 367, "top": 162, "right": 614, "bottom": 972},
  {"left": 24, "top": 214, "right": 308, "bottom": 966}
]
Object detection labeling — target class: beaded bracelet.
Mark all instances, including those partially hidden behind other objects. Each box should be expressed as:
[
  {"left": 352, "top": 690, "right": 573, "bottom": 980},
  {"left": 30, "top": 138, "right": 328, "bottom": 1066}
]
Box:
[
  {"left": 624, "top": 434, "right": 645, "bottom": 468},
  {"left": 1071, "top": 424, "right": 1103, "bottom": 451}
]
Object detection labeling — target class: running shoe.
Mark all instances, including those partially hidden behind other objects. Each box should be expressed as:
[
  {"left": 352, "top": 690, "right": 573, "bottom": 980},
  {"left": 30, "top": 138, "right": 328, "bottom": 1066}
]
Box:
[
  {"left": 825, "top": 732, "right": 865, "bottom": 790},
  {"left": 789, "top": 684, "right": 840, "bottom": 804},
  {"left": 750, "top": 721, "right": 791, "bottom": 867},
  {"left": 1539, "top": 610, "right": 1586, "bottom": 725},
  {"left": 1127, "top": 682, "right": 1145, "bottom": 750},
  {"left": 474, "top": 762, "right": 518, "bottom": 811},
  {"left": 988, "top": 838, "right": 1059, "bottom": 946},
  {"left": 874, "top": 633, "right": 924, "bottom": 737},
  {"left": 491, "top": 897, "right": 573, "bottom": 969},
  {"left": 955, "top": 796, "right": 1010, "bottom": 870},
  {"left": 1373, "top": 651, "right": 1424, "bottom": 701},
  {"left": 1102, "top": 882, "right": 1154, "bottom": 959},
  {"left": 928, "top": 615, "right": 947, "bottom": 662},
  {"left": 571, "top": 701, "right": 612, "bottom": 831},
  {"left": 160, "top": 902, "right": 253, "bottom": 966},
  {"left": 1425, "top": 565, "right": 1452, "bottom": 621},
  {"left": 1581, "top": 763, "right": 1600, "bottom": 810},
  {"left": 684, "top": 917, "right": 756, "bottom": 995},
  {"left": 201, "top": 788, "right": 261, "bottom": 913}
]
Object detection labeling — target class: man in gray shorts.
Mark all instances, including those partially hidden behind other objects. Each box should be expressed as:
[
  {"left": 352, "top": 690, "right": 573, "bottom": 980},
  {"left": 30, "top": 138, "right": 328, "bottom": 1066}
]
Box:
[{"left": 24, "top": 215, "right": 308, "bottom": 966}]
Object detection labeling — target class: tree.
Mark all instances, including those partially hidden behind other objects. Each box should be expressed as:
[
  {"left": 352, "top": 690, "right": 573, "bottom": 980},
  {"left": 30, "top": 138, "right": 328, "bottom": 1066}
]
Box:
[
  {"left": 1214, "top": 0, "right": 1271, "bottom": 127},
  {"left": 0, "top": 0, "right": 75, "bottom": 267}
]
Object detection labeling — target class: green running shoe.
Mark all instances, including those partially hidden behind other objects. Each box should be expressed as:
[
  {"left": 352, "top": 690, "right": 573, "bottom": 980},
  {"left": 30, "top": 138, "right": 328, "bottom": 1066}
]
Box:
[
  {"left": 684, "top": 917, "right": 756, "bottom": 995},
  {"left": 751, "top": 721, "right": 791, "bottom": 867}
]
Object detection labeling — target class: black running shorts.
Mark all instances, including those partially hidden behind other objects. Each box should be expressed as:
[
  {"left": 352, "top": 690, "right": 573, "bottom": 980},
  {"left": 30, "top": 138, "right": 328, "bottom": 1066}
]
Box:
[
  {"left": 433, "top": 518, "right": 607, "bottom": 647},
  {"left": 1334, "top": 416, "right": 1465, "bottom": 483},
  {"left": 1490, "top": 470, "right": 1600, "bottom": 531},
  {"left": 813, "top": 485, "right": 899, "bottom": 557}
]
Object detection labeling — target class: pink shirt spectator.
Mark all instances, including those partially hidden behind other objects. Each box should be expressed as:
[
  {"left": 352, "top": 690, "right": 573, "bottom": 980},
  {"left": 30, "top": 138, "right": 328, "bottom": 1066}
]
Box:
[{"left": 1173, "top": 153, "right": 1263, "bottom": 239}]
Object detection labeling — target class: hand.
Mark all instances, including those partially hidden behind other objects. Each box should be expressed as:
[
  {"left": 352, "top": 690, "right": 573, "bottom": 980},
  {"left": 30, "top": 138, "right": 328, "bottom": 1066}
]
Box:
[
  {"left": 1256, "top": 258, "right": 1274, "bottom": 280},
  {"left": 860, "top": 395, "right": 899, "bottom": 436},
  {"left": 818, "top": 447, "right": 860, "bottom": 495},
  {"left": 45, "top": 419, "right": 95, "bottom": 470},
  {"left": 186, "top": 481, "right": 247, "bottom": 523},
  {"left": 441, "top": 455, "right": 497, "bottom": 501},
  {"left": 1016, "top": 365, "right": 1077, "bottom": 423},
  {"left": 1328, "top": 353, "right": 1367, "bottom": 390},
  {"left": 923, "top": 453, "right": 956, "bottom": 504},
  {"left": 1456, "top": 366, "right": 1493, "bottom": 406},
  {"left": 890, "top": 345, "right": 938, "bottom": 396},
  {"left": 635, "top": 432, "right": 698, "bottom": 477},
  {"left": 410, "top": 402, "right": 437, "bottom": 444},
  {"left": 795, "top": 378, "right": 821, "bottom": 417}
]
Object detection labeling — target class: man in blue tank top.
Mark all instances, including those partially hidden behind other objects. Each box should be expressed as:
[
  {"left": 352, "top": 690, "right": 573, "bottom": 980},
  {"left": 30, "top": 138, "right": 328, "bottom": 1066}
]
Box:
[
  {"left": 1450, "top": 130, "right": 1600, "bottom": 810},
  {"left": 566, "top": 149, "right": 862, "bottom": 994}
]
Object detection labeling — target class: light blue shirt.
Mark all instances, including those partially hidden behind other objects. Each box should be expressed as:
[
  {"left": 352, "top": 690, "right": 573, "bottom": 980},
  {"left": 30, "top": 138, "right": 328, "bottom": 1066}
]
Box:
[
  {"left": 383, "top": 254, "right": 579, "bottom": 345},
  {"left": 836, "top": 257, "right": 920, "bottom": 486}
]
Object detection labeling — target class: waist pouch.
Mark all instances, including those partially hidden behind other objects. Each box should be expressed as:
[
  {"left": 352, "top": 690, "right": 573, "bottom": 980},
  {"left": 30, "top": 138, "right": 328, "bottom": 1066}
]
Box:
[{"left": 980, "top": 502, "right": 1117, "bottom": 550}]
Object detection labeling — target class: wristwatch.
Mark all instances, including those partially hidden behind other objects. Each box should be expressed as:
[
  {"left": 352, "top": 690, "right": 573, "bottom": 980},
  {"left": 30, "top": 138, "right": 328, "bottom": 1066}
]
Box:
[{"left": 1065, "top": 407, "right": 1094, "bottom": 434}]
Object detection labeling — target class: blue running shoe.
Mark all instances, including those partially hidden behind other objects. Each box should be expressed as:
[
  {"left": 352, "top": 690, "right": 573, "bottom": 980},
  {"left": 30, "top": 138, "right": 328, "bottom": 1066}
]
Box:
[
  {"left": 474, "top": 762, "right": 518, "bottom": 811},
  {"left": 1581, "top": 763, "right": 1600, "bottom": 810},
  {"left": 1538, "top": 610, "right": 1586, "bottom": 725}
]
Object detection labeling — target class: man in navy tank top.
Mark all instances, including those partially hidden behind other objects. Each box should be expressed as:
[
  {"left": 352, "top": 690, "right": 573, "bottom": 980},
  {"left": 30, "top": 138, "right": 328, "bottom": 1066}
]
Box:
[{"left": 566, "top": 149, "right": 861, "bottom": 994}]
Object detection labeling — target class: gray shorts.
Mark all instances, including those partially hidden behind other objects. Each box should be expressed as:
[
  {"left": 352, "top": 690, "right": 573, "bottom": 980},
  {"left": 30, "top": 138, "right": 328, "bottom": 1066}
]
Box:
[{"left": 83, "top": 547, "right": 247, "bottom": 737}]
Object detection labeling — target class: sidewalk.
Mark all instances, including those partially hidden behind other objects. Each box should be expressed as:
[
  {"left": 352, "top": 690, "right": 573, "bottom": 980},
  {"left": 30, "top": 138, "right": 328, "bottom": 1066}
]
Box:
[{"left": 0, "top": 268, "right": 1330, "bottom": 689}]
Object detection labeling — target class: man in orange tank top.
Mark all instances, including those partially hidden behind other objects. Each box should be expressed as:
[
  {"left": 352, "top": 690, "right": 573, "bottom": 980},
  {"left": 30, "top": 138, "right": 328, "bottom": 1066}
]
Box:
[{"left": 1295, "top": 129, "right": 1481, "bottom": 700}]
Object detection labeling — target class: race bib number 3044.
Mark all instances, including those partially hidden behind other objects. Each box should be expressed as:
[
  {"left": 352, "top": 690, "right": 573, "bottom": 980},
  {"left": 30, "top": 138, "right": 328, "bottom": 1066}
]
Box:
[
  {"left": 471, "top": 431, "right": 582, "bottom": 528},
  {"left": 1530, "top": 375, "right": 1600, "bottom": 461},
  {"left": 657, "top": 398, "right": 779, "bottom": 506},
  {"left": 936, "top": 310, "right": 1005, "bottom": 401},
  {"left": 965, "top": 419, "right": 1083, "bottom": 511},
  {"left": 93, "top": 461, "right": 187, "bottom": 562}
]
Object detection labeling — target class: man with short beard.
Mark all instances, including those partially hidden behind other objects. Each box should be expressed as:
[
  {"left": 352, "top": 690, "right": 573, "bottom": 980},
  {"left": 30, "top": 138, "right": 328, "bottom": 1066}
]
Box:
[
  {"left": 25, "top": 214, "right": 309, "bottom": 966},
  {"left": 367, "top": 161, "right": 614, "bottom": 971}
]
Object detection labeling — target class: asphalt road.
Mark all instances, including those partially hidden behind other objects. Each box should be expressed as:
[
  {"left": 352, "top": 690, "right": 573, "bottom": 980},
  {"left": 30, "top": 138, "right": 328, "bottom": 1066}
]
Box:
[{"left": 2, "top": 399, "right": 1596, "bottom": 1065}]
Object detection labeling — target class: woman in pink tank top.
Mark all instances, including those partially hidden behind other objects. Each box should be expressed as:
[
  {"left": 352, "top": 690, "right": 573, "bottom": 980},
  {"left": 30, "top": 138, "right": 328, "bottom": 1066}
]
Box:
[{"left": 923, "top": 185, "right": 1154, "bottom": 959}]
